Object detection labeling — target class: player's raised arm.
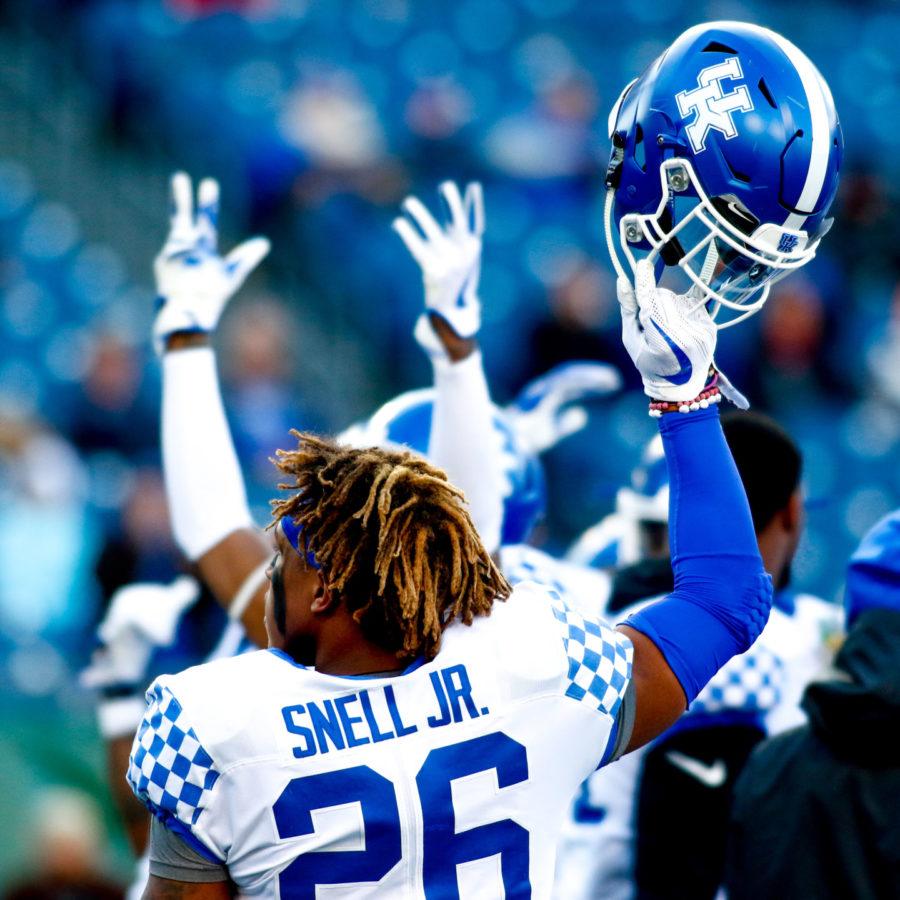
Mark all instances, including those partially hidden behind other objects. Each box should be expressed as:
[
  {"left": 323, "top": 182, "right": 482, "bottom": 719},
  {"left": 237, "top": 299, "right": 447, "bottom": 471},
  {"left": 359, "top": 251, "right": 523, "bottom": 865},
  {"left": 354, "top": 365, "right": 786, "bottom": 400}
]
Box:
[
  {"left": 393, "top": 181, "right": 505, "bottom": 554},
  {"left": 154, "top": 172, "right": 272, "bottom": 646},
  {"left": 614, "top": 261, "right": 773, "bottom": 751}
]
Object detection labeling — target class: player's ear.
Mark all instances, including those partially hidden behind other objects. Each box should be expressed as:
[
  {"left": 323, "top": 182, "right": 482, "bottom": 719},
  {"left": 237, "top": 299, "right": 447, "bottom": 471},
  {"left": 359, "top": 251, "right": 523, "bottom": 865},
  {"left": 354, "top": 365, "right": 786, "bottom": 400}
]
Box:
[{"left": 310, "top": 572, "right": 338, "bottom": 615}]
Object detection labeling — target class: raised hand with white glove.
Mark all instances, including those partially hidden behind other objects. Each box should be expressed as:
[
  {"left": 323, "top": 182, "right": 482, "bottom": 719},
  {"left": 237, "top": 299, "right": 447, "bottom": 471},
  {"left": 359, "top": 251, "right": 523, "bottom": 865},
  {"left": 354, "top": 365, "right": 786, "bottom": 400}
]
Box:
[
  {"left": 393, "top": 181, "right": 484, "bottom": 359},
  {"left": 392, "top": 181, "right": 503, "bottom": 550},
  {"left": 507, "top": 361, "right": 622, "bottom": 455},
  {"left": 618, "top": 259, "right": 751, "bottom": 414},
  {"left": 153, "top": 172, "right": 270, "bottom": 354}
]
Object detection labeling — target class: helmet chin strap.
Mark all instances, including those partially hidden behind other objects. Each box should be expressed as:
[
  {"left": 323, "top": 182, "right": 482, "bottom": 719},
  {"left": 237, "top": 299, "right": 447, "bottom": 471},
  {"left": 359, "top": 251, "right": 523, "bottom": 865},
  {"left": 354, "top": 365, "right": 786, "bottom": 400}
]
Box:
[
  {"left": 685, "top": 242, "right": 722, "bottom": 313},
  {"left": 699, "top": 241, "right": 719, "bottom": 286},
  {"left": 604, "top": 189, "right": 630, "bottom": 283}
]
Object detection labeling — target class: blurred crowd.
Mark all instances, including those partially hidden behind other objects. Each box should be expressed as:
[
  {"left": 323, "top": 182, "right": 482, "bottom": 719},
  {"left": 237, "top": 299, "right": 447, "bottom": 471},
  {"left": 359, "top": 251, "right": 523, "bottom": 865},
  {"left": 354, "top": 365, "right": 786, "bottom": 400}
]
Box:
[{"left": 0, "top": 0, "right": 899, "bottom": 891}]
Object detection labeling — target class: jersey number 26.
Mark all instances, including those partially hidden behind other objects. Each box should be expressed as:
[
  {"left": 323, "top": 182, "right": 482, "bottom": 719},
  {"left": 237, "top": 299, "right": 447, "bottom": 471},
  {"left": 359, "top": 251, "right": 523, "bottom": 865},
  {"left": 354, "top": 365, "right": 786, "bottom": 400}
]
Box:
[{"left": 273, "top": 731, "right": 530, "bottom": 897}]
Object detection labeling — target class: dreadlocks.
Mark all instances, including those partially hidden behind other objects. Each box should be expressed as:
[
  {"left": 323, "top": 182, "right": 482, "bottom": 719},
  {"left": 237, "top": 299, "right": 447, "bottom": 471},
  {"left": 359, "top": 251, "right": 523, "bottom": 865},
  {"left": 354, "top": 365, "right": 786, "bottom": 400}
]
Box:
[{"left": 270, "top": 432, "right": 511, "bottom": 661}]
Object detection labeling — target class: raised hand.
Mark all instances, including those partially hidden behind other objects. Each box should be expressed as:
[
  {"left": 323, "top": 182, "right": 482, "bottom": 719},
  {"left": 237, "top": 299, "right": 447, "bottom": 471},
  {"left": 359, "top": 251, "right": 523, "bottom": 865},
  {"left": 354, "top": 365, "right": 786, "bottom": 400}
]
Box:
[
  {"left": 507, "top": 362, "right": 622, "bottom": 454},
  {"left": 618, "top": 259, "right": 718, "bottom": 405},
  {"left": 393, "top": 181, "right": 484, "bottom": 357},
  {"left": 81, "top": 576, "right": 200, "bottom": 694},
  {"left": 153, "top": 172, "right": 270, "bottom": 354}
]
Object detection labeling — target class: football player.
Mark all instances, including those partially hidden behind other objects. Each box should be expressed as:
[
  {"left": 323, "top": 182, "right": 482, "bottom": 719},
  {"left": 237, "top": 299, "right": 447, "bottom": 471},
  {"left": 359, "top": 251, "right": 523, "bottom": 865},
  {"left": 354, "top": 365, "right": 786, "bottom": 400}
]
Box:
[
  {"left": 153, "top": 172, "right": 619, "bottom": 646},
  {"left": 130, "top": 172, "right": 771, "bottom": 895},
  {"left": 385, "top": 178, "right": 620, "bottom": 608}
]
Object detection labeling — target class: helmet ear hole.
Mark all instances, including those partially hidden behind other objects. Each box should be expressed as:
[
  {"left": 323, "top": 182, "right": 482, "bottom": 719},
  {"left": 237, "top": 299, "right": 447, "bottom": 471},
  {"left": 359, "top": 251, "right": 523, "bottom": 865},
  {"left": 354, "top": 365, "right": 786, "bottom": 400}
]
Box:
[
  {"left": 702, "top": 40, "right": 737, "bottom": 54},
  {"left": 634, "top": 125, "right": 646, "bottom": 172}
]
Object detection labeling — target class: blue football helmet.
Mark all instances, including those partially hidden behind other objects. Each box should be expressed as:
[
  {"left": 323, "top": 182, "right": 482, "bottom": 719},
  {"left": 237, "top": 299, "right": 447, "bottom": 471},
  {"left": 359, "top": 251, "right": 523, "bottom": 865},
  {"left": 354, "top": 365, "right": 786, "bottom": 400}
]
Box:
[
  {"left": 567, "top": 434, "right": 669, "bottom": 570},
  {"left": 605, "top": 21, "right": 843, "bottom": 327},
  {"left": 339, "top": 389, "right": 546, "bottom": 545},
  {"left": 615, "top": 434, "right": 669, "bottom": 524}
]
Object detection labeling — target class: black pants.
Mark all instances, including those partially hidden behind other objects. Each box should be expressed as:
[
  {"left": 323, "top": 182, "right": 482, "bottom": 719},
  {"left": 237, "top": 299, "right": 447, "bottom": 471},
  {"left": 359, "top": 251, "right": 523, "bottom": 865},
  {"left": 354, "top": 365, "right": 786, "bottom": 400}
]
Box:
[{"left": 633, "top": 723, "right": 765, "bottom": 900}]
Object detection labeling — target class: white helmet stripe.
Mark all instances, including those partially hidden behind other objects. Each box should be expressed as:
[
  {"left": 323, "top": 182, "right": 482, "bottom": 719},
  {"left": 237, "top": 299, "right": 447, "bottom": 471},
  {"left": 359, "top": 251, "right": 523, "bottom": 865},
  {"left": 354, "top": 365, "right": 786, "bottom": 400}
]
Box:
[{"left": 753, "top": 25, "right": 833, "bottom": 231}]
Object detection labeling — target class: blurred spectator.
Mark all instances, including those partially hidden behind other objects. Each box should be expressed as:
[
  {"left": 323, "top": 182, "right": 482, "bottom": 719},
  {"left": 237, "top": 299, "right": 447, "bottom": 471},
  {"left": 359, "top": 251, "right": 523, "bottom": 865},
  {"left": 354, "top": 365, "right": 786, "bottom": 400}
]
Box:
[
  {"left": 866, "top": 279, "right": 900, "bottom": 407},
  {"left": 279, "top": 67, "right": 407, "bottom": 210},
  {"left": 830, "top": 165, "right": 900, "bottom": 277},
  {"left": 63, "top": 332, "right": 157, "bottom": 461},
  {"left": 94, "top": 469, "right": 180, "bottom": 605},
  {"left": 403, "top": 80, "right": 481, "bottom": 184},
  {"left": 727, "top": 509, "right": 900, "bottom": 899},
  {"left": 220, "top": 298, "right": 326, "bottom": 512},
  {"left": 755, "top": 276, "right": 854, "bottom": 411},
  {"left": 484, "top": 69, "right": 599, "bottom": 182},
  {"left": 522, "top": 258, "right": 636, "bottom": 388},
  {"left": 2, "top": 787, "right": 123, "bottom": 900},
  {"left": 0, "top": 414, "right": 97, "bottom": 647}
]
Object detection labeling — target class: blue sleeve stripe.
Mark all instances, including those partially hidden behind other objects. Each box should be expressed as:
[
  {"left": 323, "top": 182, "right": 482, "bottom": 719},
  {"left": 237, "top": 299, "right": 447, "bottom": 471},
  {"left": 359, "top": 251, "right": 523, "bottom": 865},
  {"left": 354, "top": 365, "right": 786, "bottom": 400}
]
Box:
[{"left": 598, "top": 712, "right": 620, "bottom": 768}]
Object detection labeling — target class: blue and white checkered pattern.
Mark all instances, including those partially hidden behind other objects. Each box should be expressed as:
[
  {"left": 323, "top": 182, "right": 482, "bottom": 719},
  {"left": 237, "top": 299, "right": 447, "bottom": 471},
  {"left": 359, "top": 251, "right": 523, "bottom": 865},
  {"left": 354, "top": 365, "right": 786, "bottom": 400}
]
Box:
[
  {"left": 549, "top": 592, "right": 632, "bottom": 718},
  {"left": 689, "top": 645, "right": 783, "bottom": 716},
  {"left": 128, "top": 682, "right": 220, "bottom": 827},
  {"left": 506, "top": 555, "right": 568, "bottom": 597}
]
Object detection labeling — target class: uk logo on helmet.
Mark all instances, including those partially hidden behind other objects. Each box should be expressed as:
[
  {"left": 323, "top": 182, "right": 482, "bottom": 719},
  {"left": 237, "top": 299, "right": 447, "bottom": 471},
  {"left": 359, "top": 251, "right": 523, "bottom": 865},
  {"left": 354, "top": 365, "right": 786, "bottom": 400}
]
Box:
[
  {"left": 675, "top": 57, "right": 754, "bottom": 153},
  {"left": 777, "top": 233, "right": 800, "bottom": 254}
]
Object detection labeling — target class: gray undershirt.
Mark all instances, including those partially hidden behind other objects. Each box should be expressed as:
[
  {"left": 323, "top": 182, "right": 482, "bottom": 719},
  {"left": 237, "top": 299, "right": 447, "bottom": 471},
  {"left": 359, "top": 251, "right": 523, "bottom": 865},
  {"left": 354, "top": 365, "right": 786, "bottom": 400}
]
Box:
[
  {"left": 148, "top": 816, "right": 229, "bottom": 883},
  {"left": 609, "top": 677, "right": 637, "bottom": 763}
]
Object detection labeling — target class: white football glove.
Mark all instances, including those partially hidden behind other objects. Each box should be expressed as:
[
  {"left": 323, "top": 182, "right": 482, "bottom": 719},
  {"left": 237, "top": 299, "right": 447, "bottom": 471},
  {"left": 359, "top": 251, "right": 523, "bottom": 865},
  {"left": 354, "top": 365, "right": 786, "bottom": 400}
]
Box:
[
  {"left": 80, "top": 576, "right": 200, "bottom": 690},
  {"left": 393, "top": 181, "right": 484, "bottom": 355},
  {"left": 153, "top": 172, "right": 270, "bottom": 355},
  {"left": 618, "top": 259, "right": 719, "bottom": 403},
  {"left": 507, "top": 361, "right": 622, "bottom": 455}
]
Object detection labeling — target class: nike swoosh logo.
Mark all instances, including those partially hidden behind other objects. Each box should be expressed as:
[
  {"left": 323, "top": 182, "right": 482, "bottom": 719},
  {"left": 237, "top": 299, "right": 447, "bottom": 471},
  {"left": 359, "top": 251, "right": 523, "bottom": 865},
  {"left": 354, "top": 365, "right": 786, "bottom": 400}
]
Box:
[
  {"left": 650, "top": 320, "right": 693, "bottom": 386},
  {"left": 726, "top": 200, "right": 755, "bottom": 225},
  {"left": 665, "top": 751, "right": 727, "bottom": 788}
]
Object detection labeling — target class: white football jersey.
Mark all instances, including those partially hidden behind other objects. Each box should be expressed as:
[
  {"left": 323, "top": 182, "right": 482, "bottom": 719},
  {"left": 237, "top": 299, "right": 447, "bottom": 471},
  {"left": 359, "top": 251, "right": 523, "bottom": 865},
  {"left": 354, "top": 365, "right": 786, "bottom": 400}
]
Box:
[
  {"left": 553, "top": 590, "right": 840, "bottom": 900},
  {"left": 129, "top": 582, "right": 633, "bottom": 898},
  {"left": 762, "top": 592, "right": 842, "bottom": 734}
]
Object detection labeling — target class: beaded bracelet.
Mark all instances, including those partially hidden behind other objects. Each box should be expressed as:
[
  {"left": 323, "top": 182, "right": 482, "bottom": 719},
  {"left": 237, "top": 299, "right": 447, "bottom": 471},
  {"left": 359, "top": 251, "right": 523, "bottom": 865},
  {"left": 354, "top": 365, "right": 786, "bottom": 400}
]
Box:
[{"left": 649, "top": 368, "right": 721, "bottom": 417}]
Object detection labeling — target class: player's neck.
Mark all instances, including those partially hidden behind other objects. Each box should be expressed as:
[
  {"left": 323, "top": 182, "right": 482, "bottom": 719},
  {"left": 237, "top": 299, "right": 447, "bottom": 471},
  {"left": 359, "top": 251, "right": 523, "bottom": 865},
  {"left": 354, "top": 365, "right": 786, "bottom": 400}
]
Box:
[{"left": 313, "top": 627, "right": 407, "bottom": 677}]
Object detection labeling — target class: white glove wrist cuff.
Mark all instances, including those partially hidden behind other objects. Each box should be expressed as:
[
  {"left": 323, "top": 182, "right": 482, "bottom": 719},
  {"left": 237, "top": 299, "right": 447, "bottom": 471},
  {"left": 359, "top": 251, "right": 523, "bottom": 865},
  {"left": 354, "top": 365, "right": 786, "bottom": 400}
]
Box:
[
  {"left": 430, "top": 348, "right": 485, "bottom": 380},
  {"left": 229, "top": 559, "right": 270, "bottom": 622}
]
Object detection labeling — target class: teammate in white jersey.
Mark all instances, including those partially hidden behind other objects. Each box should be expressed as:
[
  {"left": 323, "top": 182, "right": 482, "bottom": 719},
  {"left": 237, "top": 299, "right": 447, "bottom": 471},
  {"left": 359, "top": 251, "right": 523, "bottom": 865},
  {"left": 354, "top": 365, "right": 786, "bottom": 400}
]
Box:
[
  {"left": 554, "top": 412, "right": 842, "bottom": 900},
  {"left": 82, "top": 576, "right": 256, "bottom": 899},
  {"left": 130, "top": 171, "right": 772, "bottom": 895}
]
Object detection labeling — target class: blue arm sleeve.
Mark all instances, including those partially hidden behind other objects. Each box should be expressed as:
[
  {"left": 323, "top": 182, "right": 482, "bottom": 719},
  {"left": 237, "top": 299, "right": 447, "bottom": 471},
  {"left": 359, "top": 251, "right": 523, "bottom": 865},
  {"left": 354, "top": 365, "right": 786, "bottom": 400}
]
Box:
[{"left": 623, "top": 406, "right": 772, "bottom": 703}]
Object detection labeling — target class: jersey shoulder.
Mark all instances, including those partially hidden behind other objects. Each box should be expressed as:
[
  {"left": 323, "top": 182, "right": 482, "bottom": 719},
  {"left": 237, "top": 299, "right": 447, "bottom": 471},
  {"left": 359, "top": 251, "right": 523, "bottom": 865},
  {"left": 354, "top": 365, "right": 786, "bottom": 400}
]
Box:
[
  {"left": 470, "top": 581, "right": 632, "bottom": 720},
  {"left": 126, "top": 651, "right": 293, "bottom": 859}
]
